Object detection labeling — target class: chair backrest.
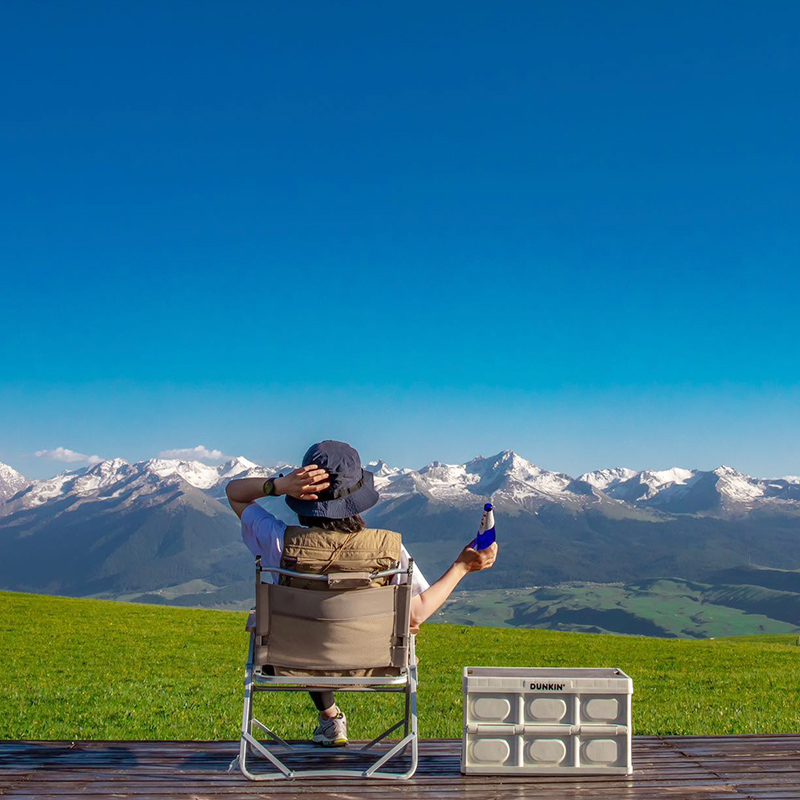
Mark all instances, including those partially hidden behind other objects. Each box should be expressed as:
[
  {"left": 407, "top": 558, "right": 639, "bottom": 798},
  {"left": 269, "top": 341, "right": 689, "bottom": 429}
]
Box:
[{"left": 254, "top": 564, "right": 413, "bottom": 673}]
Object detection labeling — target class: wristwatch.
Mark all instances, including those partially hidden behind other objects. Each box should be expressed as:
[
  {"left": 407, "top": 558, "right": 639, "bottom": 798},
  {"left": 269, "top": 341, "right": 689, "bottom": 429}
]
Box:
[{"left": 262, "top": 477, "right": 278, "bottom": 497}]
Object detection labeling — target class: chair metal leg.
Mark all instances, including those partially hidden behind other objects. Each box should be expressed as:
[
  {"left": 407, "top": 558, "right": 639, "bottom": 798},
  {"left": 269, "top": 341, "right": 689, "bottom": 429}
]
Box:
[
  {"left": 237, "top": 638, "right": 297, "bottom": 780},
  {"left": 235, "top": 634, "right": 258, "bottom": 779},
  {"left": 408, "top": 662, "right": 419, "bottom": 776},
  {"left": 236, "top": 636, "right": 420, "bottom": 780},
  {"left": 238, "top": 682, "right": 419, "bottom": 779}
]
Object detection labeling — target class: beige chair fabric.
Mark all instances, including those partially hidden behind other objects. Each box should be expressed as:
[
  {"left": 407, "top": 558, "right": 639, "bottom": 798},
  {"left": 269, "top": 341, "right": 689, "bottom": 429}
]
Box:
[{"left": 254, "top": 579, "right": 412, "bottom": 675}]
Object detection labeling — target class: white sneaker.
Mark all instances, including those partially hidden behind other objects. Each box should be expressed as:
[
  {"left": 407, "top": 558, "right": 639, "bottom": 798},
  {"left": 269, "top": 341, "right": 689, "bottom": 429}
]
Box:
[{"left": 312, "top": 710, "right": 348, "bottom": 747}]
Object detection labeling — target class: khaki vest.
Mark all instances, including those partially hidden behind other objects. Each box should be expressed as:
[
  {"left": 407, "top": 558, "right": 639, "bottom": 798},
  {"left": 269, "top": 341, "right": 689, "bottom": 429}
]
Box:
[
  {"left": 279, "top": 525, "right": 402, "bottom": 590},
  {"left": 271, "top": 525, "right": 404, "bottom": 678}
]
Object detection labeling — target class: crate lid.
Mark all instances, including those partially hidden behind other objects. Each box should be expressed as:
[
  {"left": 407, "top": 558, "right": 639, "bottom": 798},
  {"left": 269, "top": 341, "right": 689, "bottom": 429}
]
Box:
[{"left": 463, "top": 667, "right": 630, "bottom": 679}]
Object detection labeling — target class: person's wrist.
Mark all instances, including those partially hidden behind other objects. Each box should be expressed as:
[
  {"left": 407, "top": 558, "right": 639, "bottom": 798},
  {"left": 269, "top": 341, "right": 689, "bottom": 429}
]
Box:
[
  {"left": 271, "top": 476, "right": 287, "bottom": 496},
  {"left": 452, "top": 560, "right": 470, "bottom": 577}
]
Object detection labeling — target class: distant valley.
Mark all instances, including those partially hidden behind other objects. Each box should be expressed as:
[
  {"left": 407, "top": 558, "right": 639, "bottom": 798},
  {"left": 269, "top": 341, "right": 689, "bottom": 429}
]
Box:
[{"left": 436, "top": 567, "right": 800, "bottom": 638}]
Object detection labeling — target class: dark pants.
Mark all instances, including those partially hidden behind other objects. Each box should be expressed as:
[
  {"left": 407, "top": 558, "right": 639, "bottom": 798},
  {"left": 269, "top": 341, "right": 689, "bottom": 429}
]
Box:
[{"left": 310, "top": 691, "right": 336, "bottom": 713}]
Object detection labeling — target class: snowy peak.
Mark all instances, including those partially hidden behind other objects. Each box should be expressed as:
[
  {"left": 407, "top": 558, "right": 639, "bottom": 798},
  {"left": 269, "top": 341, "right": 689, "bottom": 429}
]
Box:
[
  {"left": 366, "top": 460, "right": 412, "bottom": 482},
  {"left": 712, "top": 465, "right": 800, "bottom": 507},
  {"left": 464, "top": 451, "right": 573, "bottom": 502},
  {"left": 580, "top": 467, "right": 698, "bottom": 504},
  {"left": 711, "top": 466, "right": 770, "bottom": 503},
  {"left": 370, "top": 450, "right": 579, "bottom": 510},
  {"left": 579, "top": 467, "right": 638, "bottom": 491},
  {"left": 466, "top": 450, "right": 542, "bottom": 480},
  {"left": 0, "top": 461, "right": 32, "bottom": 503},
  {"left": 468, "top": 449, "right": 546, "bottom": 474},
  {"left": 367, "top": 459, "right": 393, "bottom": 476},
  {"left": 144, "top": 456, "right": 276, "bottom": 493},
  {"left": 207, "top": 457, "right": 277, "bottom": 499},
  {"left": 415, "top": 460, "right": 480, "bottom": 503},
  {"left": 47, "top": 458, "right": 134, "bottom": 498},
  {"left": 74, "top": 458, "right": 133, "bottom": 489},
  {"left": 217, "top": 456, "right": 260, "bottom": 478},
  {"left": 641, "top": 464, "right": 795, "bottom": 510},
  {"left": 365, "top": 461, "right": 417, "bottom": 502},
  {"left": 145, "top": 458, "right": 224, "bottom": 490},
  {"left": 231, "top": 456, "right": 258, "bottom": 469},
  {"left": 635, "top": 468, "right": 696, "bottom": 499}
]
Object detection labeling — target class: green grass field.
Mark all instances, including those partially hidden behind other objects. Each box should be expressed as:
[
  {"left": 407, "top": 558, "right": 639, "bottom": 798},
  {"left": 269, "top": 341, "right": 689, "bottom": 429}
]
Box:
[{"left": 2, "top": 590, "right": 799, "bottom": 741}]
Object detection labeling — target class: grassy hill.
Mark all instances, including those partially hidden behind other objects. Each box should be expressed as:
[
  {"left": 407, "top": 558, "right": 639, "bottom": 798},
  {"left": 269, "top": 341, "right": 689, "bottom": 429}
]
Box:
[
  {"left": 2, "top": 590, "right": 800, "bottom": 741},
  {"left": 436, "top": 577, "right": 800, "bottom": 638}
]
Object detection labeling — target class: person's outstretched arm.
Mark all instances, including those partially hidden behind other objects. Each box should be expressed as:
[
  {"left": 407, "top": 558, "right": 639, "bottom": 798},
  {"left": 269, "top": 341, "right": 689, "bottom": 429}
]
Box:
[{"left": 409, "top": 542, "right": 498, "bottom": 631}]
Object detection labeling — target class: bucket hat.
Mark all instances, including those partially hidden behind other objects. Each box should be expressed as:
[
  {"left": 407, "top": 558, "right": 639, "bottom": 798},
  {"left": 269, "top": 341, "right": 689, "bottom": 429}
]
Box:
[{"left": 285, "top": 440, "right": 380, "bottom": 519}]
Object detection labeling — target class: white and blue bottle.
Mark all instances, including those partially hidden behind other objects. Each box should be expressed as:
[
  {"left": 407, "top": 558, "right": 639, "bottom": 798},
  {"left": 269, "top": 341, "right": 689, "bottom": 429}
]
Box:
[{"left": 475, "top": 503, "right": 496, "bottom": 550}]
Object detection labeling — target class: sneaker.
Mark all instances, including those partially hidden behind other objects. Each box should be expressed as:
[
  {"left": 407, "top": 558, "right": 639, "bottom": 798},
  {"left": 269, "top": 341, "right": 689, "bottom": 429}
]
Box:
[{"left": 312, "top": 710, "right": 348, "bottom": 747}]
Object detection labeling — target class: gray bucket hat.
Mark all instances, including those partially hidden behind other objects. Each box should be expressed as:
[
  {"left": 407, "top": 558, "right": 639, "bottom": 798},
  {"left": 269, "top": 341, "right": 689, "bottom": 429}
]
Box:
[{"left": 285, "top": 440, "right": 380, "bottom": 520}]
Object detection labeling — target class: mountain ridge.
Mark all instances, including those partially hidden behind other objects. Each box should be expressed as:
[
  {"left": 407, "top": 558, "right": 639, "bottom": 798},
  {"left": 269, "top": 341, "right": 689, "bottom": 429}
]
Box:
[
  {"left": 2, "top": 451, "right": 800, "bottom": 606},
  {"left": 4, "top": 450, "right": 800, "bottom": 518}
]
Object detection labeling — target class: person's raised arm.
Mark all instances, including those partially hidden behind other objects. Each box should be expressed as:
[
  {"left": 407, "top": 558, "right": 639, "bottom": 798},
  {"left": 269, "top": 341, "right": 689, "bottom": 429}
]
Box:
[
  {"left": 225, "top": 465, "right": 330, "bottom": 519},
  {"left": 409, "top": 542, "right": 498, "bottom": 631}
]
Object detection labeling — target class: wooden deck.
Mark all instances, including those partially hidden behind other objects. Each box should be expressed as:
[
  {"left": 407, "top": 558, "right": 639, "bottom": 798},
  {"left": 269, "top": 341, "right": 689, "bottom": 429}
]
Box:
[{"left": 2, "top": 736, "right": 800, "bottom": 799}]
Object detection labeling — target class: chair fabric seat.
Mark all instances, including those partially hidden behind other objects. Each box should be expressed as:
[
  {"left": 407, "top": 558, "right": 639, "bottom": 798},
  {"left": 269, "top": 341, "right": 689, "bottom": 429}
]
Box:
[{"left": 255, "top": 582, "right": 411, "bottom": 672}]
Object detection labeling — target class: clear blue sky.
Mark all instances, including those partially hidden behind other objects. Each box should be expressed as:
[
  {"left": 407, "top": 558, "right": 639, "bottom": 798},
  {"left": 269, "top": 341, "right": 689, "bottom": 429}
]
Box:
[{"left": 1, "top": 1, "right": 799, "bottom": 479}]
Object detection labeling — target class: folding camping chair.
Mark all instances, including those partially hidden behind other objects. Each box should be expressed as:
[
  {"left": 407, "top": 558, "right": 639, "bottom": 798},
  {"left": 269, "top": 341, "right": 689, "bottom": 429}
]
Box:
[{"left": 232, "top": 556, "right": 419, "bottom": 780}]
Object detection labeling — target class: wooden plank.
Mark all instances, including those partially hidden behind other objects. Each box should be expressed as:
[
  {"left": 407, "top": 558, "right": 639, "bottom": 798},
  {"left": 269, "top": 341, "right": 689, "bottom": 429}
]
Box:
[
  {"left": 6, "top": 767, "right": 725, "bottom": 781},
  {"left": 0, "top": 769, "right": 719, "bottom": 780},
  {"left": 0, "top": 792, "right": 746, "bottom": 800},
  {"left": 2, "top": 736, "right": 800, "bottom": 800},
  {"left": 0, "top": 783, "right": 742, "bottom": 796}
]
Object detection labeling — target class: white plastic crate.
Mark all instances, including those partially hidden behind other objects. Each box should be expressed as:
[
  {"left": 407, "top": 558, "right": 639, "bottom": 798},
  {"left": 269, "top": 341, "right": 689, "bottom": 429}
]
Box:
[{"left": 462, "top": 667, "right": 633, "bottom": 775}]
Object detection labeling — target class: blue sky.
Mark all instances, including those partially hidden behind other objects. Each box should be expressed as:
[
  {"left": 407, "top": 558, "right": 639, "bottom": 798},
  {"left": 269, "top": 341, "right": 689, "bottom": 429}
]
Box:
[{"left": 1, "top": 1, "right": 799, "bottom": 479}]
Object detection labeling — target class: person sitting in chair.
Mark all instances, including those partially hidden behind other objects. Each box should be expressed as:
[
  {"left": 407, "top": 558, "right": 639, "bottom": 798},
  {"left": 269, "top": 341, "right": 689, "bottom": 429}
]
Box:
[{"left": 226, "top": 440, "right": 498, "bottom": 747}]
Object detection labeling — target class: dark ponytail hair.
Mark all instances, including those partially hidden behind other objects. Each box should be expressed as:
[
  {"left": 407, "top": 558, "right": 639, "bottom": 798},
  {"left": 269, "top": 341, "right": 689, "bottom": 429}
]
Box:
[{"left": 297, "top": 514, "right": 366, "bottom": 533}]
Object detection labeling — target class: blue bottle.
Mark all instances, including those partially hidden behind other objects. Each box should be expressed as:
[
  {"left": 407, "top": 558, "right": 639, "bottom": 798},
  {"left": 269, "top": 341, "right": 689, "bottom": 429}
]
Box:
[{"left": 475, "top": 503, "right": 496, "bottom": 550}]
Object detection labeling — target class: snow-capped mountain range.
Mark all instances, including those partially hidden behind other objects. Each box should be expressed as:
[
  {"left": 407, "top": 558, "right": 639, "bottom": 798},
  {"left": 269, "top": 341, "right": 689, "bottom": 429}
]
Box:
[
  {"left": 2, "top": 450, "right": 799, "bottom": 518},
  {"left": 579, "top": 463, "right": 800, "bottom": 513},
  {"left": 0, "top": 456, "right": 273, "bottom": 516},
  {"left": 366, "top": 451, "right": 800, "bottom": 516},
  {"left": 2, "top": 451, "right": 800, "bottom": 603}
]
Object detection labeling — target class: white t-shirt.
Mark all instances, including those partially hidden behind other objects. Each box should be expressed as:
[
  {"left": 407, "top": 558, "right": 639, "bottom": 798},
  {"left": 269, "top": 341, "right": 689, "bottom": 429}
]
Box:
[{"left": 241, "top": 503, "right": 430, "bottom": 597}]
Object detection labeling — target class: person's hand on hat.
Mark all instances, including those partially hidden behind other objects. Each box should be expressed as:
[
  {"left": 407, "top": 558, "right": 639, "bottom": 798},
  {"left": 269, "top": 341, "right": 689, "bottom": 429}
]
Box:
[
  {"left": 275, "top": 465, "right": 331, "bottom": 500},
  {"left": 455, "top": 541, "right": 498, "bottom": 573}
]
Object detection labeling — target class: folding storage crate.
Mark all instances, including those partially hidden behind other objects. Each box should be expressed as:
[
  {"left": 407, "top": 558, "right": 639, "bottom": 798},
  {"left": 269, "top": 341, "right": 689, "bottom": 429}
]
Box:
[{"left": 462, "top": 667, "right": 633, "bottom": 775}]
